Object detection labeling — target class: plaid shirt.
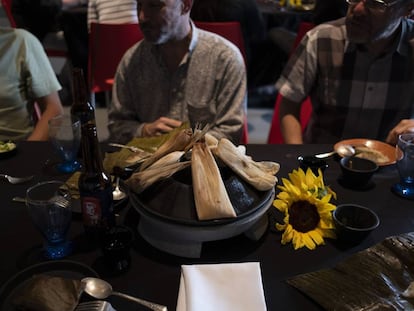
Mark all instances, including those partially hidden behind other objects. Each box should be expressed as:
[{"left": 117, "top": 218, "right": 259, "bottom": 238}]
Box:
[{"left": 276, "top": 17, "right": 414, "bottom": 143}]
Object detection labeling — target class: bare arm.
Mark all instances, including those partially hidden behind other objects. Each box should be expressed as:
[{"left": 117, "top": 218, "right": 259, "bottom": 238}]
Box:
[
  {"left": 385, "top": 119, "right": 414, "bottom": 145},
  {"left": 279, "top": 96, "right": 304, "bottom": 144},
  {"left": 27, "top": 92, "right": 64, "bottom": 141}
]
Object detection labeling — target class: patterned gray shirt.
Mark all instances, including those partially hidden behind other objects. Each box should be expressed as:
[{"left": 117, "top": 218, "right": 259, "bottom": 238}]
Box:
[
  {"left": 108, "top": 22, "right": 247, "bottom": 144},
  {"left": 276, "top": 18, "right": 414, "bottom": 143}
]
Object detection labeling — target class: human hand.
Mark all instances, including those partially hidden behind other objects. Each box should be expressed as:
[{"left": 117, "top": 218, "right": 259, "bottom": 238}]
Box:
[
  {"left": 142, "top": 117, "right": 182, "bottom": 137},
  {"left": 385, "top": 119, "right": 414, "bottom": 145}
]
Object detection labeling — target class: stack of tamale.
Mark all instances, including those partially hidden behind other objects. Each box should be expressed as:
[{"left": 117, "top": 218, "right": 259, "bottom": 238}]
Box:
[{"left": 126, "top": 130, "right": 280, "bottom": 221}]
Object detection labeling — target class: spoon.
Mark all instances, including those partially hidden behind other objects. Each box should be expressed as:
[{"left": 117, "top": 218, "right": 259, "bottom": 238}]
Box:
[
  {"left": 112, "top": 176, "right": 127, "bottom": 201},
  {"left": 81, "top": 277, "right": 168, "bottom": 311},
  {"left": 314, "top": 145, "right": 355, "bottom": 159},
  {"left": 0, "top": 174, "right": 33, "bottom": 184}
]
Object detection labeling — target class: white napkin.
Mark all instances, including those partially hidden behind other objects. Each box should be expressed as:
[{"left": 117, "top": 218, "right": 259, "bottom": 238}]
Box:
[{"left": 176, "top": 262, "right": 267, "bottom": 311}]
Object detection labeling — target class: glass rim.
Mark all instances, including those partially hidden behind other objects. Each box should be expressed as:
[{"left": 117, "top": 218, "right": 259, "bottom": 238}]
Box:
[
  {"left": 26, "top": 180, "right": 70, "bottom": 204},
  {"left": 398, "top": 132, "right": 414, "bottom": 144}
]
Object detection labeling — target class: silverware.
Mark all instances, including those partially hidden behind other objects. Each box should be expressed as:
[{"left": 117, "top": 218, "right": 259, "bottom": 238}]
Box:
[
  {"left": 112, "top": 176, "right": 127, "bottom": 201},
  {"left": 75, "top": 301, "right": 116, "bottom": 311},
  {"left": 12, "top": 196, "right": 26, "bottom": 203},
  {"left": 0, "top": 174, "right": 33, "bottom": 184},
  {"left": 82, "top": 277, "right": 167, "bottom": 311},
  {"left": 314, "top": 144, "right": 355, "bottom": 159}
]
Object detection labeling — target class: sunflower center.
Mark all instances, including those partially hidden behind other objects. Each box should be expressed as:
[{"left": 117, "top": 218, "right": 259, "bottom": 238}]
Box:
[{"left": 289, "top": 200, "right": 320, "bottom": 233}]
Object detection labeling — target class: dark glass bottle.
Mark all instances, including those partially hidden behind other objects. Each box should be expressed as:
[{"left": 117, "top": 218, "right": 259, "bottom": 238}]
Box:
[
  {"left": 79, "top": 123, "right": 114, "bottom": 246},
  {"left": 70, "top": 67, "right": 95, "bottom": 126}
]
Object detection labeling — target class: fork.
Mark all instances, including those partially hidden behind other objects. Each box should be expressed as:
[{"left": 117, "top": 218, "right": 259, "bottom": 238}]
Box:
[
  {"left": 74, "top": 301, "right": 116, "bottom": 311},
  {"left": 0, "top": 174, "right": 33, "bottom": 184}
]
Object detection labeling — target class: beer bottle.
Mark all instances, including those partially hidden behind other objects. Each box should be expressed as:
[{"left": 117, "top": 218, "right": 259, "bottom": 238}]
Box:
[
  {"left": 78, "top": 123, "right": 115, "bottom": 246},
  {"left": 70, "top": 67, "right": 95, "bottom": 126}
]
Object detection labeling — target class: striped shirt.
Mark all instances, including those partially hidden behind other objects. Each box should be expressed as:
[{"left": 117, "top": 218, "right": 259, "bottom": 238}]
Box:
[
  {"left": 276, "top": 17, "right": 414, "bottom": 143},
  {"left": 87, "top": 0, "right": 138, "bottom": 31}
]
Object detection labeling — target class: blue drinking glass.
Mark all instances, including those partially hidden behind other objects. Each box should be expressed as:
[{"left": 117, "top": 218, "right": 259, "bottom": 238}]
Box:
[
  {"left": 48, "top": 115, "right": 81, "bottom": 173},
  {"left": 26, "top": 181, "right": 73, "bottom": 259},
  {"left": 392, "top": 133, "right": 414, "bottom": 200}
]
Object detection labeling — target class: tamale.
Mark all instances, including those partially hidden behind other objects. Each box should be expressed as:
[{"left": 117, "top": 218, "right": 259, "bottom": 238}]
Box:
[
  {"left": 214, "top": 138, "right": 279, "bottom": 191},
  {"left": 146, "top": 151, "right": 185, "bottom": 170},
  {"left": 191, "top": 142, "right": 236, "bottom": 220},
  {"left": 140, "top": 128, "right": 193, "bottom": 171},
  {"left": 127, "top": 161, "right": 191, "bottom": 193}
]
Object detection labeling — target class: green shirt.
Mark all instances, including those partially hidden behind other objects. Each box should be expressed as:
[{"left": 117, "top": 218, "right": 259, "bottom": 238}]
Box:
[{"left": 0, "top": 27, "right": 61, "bottom": 140}]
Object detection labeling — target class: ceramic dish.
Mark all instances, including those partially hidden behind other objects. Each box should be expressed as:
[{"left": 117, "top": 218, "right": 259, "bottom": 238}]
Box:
[
  {"left": 334, "top": 138, "right": 396, "bottom": 166},
  {"left": 130, "top": 166, "right": 274, "bottom": 226},
  {"left": 0, "top": 260, "right": 98, "bottom": 311},
  {"left": 0, "top": 141, "right": 17, "bottom": 160}
]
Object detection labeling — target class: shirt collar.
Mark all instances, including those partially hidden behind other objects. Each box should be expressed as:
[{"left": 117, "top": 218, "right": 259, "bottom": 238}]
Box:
[{"left": 345, "top": 19, "right": 409, "bottom": 56}]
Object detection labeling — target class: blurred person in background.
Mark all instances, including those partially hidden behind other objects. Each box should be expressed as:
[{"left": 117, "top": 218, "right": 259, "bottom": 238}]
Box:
[
  {"left": 11, "top": 0, "right": 62, "bottom": 42},
  {"left": 277, "top": 0, "right": 414, "bottom": 145},
  {"left": 108, "top": 0, "right": 246, "bottom": 144},
  {"left": 87, "top": 0, "right": 138, "bottom": 31},
  {"left": 0, "top": 27, "right": 63, "bottom": 141}
]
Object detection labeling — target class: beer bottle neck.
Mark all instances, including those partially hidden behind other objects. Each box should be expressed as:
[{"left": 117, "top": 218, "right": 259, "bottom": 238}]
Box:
[{"left": 81, "top": 124, "right": 105, "bottom": 174}]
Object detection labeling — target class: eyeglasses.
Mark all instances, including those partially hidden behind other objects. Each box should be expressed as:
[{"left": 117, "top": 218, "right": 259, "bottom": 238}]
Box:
[{"left": 346, "top": 0, "right": 403, "bottom": 12}]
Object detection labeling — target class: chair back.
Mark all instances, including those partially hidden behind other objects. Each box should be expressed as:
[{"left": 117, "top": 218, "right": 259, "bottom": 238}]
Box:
[
  {"left": 267, "top": 22, "right": 315, "bottom": 144},
  {"left": 194, "top": 21, "right": 247, "bottom": 65},
  {"left": 1, "top": 0, "right": 16, "bottom": 27},
  {"left": 194, "top": 21, "right": 248, "bottom": 144},
  {"left": 88, "top": 22, "right": 143, "bottom": 94}
]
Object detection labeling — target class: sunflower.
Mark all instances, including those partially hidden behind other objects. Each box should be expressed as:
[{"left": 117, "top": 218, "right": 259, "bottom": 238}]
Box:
[{"left": 273, "top": 168, "right": 337, "bottom": 250}]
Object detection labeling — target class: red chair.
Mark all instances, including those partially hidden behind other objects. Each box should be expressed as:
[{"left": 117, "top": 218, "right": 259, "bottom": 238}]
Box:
[
  {"left": 194, "top": 21, "right": 247, "bottom": 64},
  {"left": 194, "top": 21, "right": 248, "bottom": 144},
  {"left": 88, "top": 23, "right": 143, "bottom": 95},
  {"left": 267, "top": 22, "right": 315, "bottom": 144},
  {"left": 1, "top": 0, "right": 16, "bottom": 27}
]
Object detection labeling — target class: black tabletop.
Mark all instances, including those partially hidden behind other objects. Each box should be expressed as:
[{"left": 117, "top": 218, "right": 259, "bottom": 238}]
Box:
[{"left": 0, "top": 141, "right": 412, "bottom": 310}]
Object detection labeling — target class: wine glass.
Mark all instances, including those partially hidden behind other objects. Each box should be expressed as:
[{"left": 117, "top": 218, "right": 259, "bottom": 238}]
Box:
[
  {"left": 392, "top": 133, "right": 414, "bottom": 200},
  {"left": 26, "top": 181, "right": 73, "bottom": 259},
  {"left": 48, "top": 114, "right": 81, "bottom": 173}
]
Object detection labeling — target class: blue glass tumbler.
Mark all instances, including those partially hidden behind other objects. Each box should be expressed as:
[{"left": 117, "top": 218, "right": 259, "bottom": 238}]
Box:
[
  {"left": 26, "top": 181, "right": 73, "bottom": 259},
  {"left": 392, "top": 133, "right": 414, "bottom": 200}
]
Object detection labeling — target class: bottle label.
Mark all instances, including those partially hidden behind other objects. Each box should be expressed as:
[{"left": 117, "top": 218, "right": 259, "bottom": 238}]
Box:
[{"left": 81, "top": 196, "right": 102, "bottom": 226}]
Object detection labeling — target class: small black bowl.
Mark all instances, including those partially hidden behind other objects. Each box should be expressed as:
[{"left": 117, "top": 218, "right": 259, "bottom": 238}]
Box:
[
  {"left": 333, "top": 204, "right": 380, "bottom": 245},
  {"left": 340, "top": 156, "right": 378, "bottom": 189},
  {"left": 298, "top": 155, "right": 328, "bottom": 175}
]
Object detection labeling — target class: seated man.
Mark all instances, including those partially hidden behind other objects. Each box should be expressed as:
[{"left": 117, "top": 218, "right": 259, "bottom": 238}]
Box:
[
  {"left": 276, "top": 0, "right": 414, "bottom": 145},
  {"left": 108, "top": 0, "right": 247, "bottom": 144},
  {"left": 0, "top": 27, "right": 63, "bottom": 141}
]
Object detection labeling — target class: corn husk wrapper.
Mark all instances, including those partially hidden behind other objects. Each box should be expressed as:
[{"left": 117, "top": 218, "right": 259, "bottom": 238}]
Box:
[
  {"left": 192, "top": 142, "right": 236, "bottom": 220},
  {"left": 146, "top": 151, "right": 184, "bottom": 171},
  {"left": 139, "top": 128, "right": 193, "bottom": 171},
  {"left": 127, "top": 161, "right": 191, "bottom": 193},
  {"left": 213, "top": 138, "right": 279, "bottom": 191}
]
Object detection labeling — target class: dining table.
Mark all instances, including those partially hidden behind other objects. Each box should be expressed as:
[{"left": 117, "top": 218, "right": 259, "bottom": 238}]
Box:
[{"left": 0, "top": 141, "right": 413, "bottom": 310}]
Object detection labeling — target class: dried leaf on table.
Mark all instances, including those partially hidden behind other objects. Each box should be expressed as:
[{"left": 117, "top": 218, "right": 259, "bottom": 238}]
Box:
[
  {"left": 192, "top": 141, "right": 236, "bottom": 220},
  {"left": 287, "top": 232, "right": 414, "bottom": 311},
  {"left": 213, "top": 138, "right": 279, "bottom": 191}
]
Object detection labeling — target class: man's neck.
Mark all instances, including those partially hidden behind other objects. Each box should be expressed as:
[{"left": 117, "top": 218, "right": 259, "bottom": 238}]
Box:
[{"left": 159, "top": 22, "right": 192, "bottom": 72}]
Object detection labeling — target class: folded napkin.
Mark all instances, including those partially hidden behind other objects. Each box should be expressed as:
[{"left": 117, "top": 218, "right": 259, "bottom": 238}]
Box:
[{"left": 176, "top": 262, "right": 267, "bottom": 311}]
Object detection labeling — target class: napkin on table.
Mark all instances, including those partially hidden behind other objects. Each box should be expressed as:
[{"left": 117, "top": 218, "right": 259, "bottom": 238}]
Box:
[{"left": 176, "top": 262, "right": 267, "bottom": 311}]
